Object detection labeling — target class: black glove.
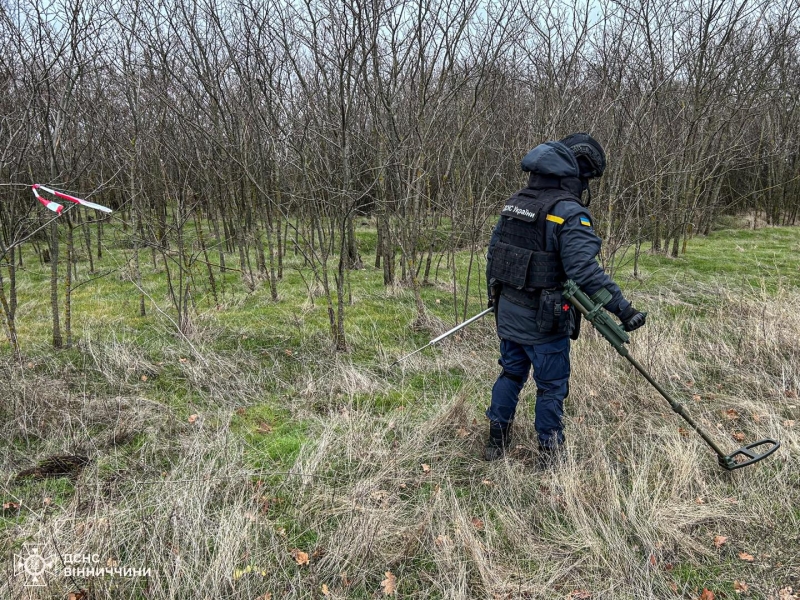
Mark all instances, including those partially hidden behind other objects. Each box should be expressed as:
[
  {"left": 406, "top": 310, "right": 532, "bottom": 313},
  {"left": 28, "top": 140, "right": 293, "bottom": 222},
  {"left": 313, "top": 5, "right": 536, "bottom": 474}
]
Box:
[{"left": 619, "top": 305, "right": 646, "bottom": 332}]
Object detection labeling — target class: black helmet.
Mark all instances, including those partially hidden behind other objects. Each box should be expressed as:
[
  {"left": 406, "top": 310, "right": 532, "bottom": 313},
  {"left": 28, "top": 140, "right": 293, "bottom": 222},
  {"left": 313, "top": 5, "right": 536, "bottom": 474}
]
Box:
[{"left": 559, "top": 133, "right": 606, "bottom": 179}]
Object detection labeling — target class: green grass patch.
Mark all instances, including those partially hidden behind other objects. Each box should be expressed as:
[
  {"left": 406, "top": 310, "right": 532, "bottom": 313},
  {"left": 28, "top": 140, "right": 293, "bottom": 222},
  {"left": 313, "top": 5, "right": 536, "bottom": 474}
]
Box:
[
  {"left": 616, "top": 226, "right": 800, "bottom": 297},
  {"left": 233, "top": 405, "right": 309, "bottom": 471}
]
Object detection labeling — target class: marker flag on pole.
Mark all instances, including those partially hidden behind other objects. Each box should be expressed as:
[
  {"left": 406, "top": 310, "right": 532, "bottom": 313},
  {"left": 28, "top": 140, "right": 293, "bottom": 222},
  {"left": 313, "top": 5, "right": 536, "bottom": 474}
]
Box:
[
  {"left": 32, "top": 185, "right": 112, "bottom": 214},
  {"left": 32, "top": 186, "right": 63, "bottom": 214}
]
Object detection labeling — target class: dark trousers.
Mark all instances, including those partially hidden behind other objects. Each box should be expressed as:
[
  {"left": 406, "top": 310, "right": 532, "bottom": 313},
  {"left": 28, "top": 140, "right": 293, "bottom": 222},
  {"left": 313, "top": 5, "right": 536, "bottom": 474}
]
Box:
[{"left": 486, "top": 337, "right": 571, "bottom": 448}]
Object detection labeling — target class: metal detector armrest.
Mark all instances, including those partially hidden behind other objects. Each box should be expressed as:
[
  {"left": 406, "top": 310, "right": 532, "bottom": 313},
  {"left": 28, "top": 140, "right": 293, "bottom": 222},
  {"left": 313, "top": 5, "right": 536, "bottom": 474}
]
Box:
[
  {"left": 718, "top": 439, "right": 781, "bottom": 471},
  {"left": 563, "top": 280, "right": 629, "bottom": 354}
]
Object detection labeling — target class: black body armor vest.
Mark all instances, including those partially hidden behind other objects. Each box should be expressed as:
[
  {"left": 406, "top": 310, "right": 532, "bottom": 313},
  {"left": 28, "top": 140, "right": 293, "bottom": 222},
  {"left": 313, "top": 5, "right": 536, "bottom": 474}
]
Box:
[{"left": 488, "top": 187, "right": 580, "bottom": 308}]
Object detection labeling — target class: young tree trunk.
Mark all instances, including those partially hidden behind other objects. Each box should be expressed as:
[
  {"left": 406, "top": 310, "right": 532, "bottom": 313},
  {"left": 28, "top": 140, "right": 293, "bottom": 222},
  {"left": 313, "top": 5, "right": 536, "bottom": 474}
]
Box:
[
  {"left": 262, "top": 204, "right": 278, "bottom": 301},
  {"left": 78, "top": 210, "right": 95, "bottom": 274},
  {"left": 345, "top": 213, "right": 362, "bottom": 269},
  {"left": 9, "top": 246, "right": 17, "bottom": 316},
  {"left": 65, "top": 214, "right": 73, "bottom": 347},
  {"left": 194, "top": 211, "right": 218, "bottom": 305},
  {"left": 380, "top": 215, "right": 393, "bottom": 285},
  {"left": 96, "top": 217, "right": 103, "bottom": 259},
  {"left": 49, "top": 220, "right": 63, "bottom": 349},
  {"left": 0, "top": 266, "right": 20, "bottom": 359}
]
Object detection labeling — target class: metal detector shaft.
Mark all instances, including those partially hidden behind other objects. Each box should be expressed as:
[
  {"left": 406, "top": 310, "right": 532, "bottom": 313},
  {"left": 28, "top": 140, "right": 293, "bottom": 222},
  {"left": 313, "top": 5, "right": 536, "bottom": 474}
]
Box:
[
  {"left": 562, "top": 280, "right": 780, "bottom": 470},
  {"left": 390, "top": 306, "right": 494, "bottom": 367}
]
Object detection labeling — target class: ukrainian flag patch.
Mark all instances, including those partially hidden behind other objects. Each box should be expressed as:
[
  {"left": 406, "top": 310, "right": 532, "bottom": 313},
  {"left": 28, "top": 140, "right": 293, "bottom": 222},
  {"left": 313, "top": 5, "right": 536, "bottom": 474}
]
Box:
[{"left": 580, "top": 217, "right": 592, "bottom": 227}]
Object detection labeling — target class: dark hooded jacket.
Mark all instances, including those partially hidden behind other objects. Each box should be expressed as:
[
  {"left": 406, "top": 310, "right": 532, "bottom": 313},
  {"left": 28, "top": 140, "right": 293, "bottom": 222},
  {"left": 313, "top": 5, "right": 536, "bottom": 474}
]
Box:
[{"left": 486, "top": 141, "right": 632, "bottom": 345}]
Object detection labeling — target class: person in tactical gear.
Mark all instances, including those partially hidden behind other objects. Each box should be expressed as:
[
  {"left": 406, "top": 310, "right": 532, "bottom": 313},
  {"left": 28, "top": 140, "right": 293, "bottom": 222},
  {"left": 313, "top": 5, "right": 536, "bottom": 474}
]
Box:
[{"left": 484, "top": 133, "right": 646, "bottom": 463}]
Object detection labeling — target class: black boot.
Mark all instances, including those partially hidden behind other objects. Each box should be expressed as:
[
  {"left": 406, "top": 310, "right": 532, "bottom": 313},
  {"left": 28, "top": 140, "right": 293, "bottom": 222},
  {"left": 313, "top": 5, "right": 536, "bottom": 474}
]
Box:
[
  {"left": 536, "top": 443, "right": 563, "bottom": 470},
  {"left": 483, "top": 422, "right": 512, "bottom": 461}
]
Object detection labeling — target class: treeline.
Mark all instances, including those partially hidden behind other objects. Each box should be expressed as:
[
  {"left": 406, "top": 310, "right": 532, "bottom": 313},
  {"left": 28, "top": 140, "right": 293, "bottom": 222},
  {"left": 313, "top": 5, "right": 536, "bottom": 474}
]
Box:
[{"left": 1, "top": 0, "right": 799, "bottom": 353}]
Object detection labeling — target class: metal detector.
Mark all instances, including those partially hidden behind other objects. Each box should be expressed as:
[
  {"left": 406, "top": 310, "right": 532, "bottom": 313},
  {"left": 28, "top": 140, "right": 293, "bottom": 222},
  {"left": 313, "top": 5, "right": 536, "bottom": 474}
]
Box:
[{"left": 562, "top": 280, "right": 780, "bottom": 471}]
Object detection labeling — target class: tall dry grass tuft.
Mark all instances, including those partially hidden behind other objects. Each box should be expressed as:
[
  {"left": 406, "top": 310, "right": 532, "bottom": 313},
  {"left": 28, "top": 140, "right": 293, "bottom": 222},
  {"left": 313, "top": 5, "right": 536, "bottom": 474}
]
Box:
[{"left": 2, "top": 284, "right": 798, "bottom": 598}]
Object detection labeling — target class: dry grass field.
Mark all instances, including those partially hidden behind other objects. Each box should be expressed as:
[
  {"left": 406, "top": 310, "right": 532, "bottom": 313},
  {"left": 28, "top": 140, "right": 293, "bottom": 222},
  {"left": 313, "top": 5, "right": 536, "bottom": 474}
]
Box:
[{"left": 1, "top": 224, "right": 798, "bottom": 599}]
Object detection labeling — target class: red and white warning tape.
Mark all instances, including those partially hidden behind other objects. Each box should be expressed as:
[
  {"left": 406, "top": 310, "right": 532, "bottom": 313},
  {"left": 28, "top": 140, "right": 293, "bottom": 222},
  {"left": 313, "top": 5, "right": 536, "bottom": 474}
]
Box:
[{"left": 31, "top": 184, "right": 112, "bottom": 214}]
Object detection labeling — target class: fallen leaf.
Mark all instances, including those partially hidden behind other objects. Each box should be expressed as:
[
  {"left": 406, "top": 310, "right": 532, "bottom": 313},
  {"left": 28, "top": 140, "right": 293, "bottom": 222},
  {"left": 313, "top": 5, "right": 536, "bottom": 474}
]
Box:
[
  {"left": 188, "top": 414, "right": 198, "bottom": 424},
  {"left": 733, "top": 580, "right": 749, "bottom": 593},
  {"left": 692, "top": 394, "right": 702, "bottom": 402},
  {"left": 68, "top": 592, "right": 88, "bottom": 600},
  {"left": 784, "top": 420, "right": 796, "bottom": 428},
  {"left": 291, "top": 549, "right": 310, "bottom": 566},
  {"left": 695, "top": 497, "right": 705, "bottom": 505},
  {"left": 369, "top": 490, "right": 389, "bottom": 507},
  {"left": 140, "top": 374, "right": 148, "bottom": 382},
  {"left": 340, "top": 572, "right": 351, "bottom": 587},
  {"left": 435, "top": 535, "right": 450, "bottom": 547},
  {"left": 649, "top": 554, "right": 657, "bottom": 566},
  {"left": 664, "top": 562, "right": 674, "bottom": 571},
  {"left": 456, "top": 427, "right": 469, "bottom": 438},
  {"left": 179, "top": 357, "right": 188, "bottom": 363},
  {"left": 481, "top": 479, "right": 494, "bottom": 487},
  {"left": 778, "top": 587, "right": 797, "bottom": 600},
  {"left": 785, "top": 389, "right": 798, "bottom": 398},
  {"left": 471, "top": 517, "right": 484, "bottom": 530},
  {"left": 3, "top": 501, "right": 20, "bottom": 510},
  {"left": 725, "top": 409, "right": 740, "bottom": 420},
  {"left": 321, "top": 583, "right": 330, "bottom": 596},
  {"left": 751, "top": 413, "right": 762, "bottom": 423},
  {"left": 256, "top": 594, "right": 272, "bottom": 600},
  {"left": 256, "top": 422, "right": 272, "bottom": 434},
  {"left": 420, "top": 464, "right": 431, "bottom": 473},
  {"left": 713, "top": 535, "right": 728, "bottom": 548},
  {"left": 700, "top": 588, "right": 715, "bottom": 600},
  {"left": 669, "top": 582, "right": 678, "bottom": 593},
  {"left": 733, "top": 432, "right": 745, "bottom": 442},
  {"left": 43, "top": 497, "right": 52, "bottom": 506},
  {"left": 737, "top": 552, "right": 755, "bottom": 562},
  {"left": 569, "top": 591, "right": 592, "bottom": 599},
  {"left": 679, "top": 427, "right": 689, "bottom": 437},
  {"left": 381, "top": 571, "right": 397, "bottom": 595}
]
